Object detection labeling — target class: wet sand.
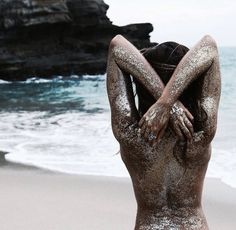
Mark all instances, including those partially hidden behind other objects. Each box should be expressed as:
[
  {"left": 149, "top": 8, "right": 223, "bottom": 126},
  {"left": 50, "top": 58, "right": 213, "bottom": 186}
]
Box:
[{"left": 0, "top": 164, "right": 235, "bottom": 230}]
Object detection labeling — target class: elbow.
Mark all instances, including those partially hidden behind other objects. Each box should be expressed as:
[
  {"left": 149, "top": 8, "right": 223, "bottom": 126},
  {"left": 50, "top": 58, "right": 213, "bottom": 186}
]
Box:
[
  {"left": 108, "top": 34, "right": 126, "bottom": 61},
  {"left": 199, "top": 35, "right": 219, "bottom": 66},
  {"left": 202, "top": 35, "right": 218, "bottom": 51},
  {"left": 109, "top": 34, "right": 124, "bottom": 50}
]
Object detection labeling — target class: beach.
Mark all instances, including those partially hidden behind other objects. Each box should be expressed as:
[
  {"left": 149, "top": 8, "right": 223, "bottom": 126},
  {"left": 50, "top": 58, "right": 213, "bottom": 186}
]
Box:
[
  {"left": 0, "top": 163, "right": 235, "bottom": 230},
  {"left": 0, "top": 47, "right": 235, "bottom": 230}
]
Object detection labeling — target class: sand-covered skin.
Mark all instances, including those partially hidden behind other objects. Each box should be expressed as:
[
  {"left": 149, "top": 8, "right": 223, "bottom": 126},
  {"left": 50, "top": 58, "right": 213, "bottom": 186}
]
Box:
[{"left": 0, "top": 165, "right": 235, "bottom": 230}]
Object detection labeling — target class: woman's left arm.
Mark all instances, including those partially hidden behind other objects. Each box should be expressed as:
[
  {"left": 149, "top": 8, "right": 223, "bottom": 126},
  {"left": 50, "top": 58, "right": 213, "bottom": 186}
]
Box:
[{"left": 139, "top": 35, "right": 220, "bottom": 142}]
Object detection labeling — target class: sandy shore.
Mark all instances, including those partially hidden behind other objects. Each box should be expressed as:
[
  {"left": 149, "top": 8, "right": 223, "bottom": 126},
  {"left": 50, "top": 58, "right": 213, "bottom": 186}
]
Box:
[{"left": 0, "top": 163, "right": 235, "bottom": 230}]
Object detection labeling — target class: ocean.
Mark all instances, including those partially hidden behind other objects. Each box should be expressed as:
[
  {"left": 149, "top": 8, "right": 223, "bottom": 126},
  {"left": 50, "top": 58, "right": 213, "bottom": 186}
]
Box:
[{"left": 0, "top": 47, "right": 236, "bottom": 188}]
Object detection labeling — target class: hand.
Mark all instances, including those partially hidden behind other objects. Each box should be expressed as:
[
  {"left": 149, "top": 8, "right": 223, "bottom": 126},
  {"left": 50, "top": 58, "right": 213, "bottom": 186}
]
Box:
[
  {"left": 138, "top": 99, "right": 171, "bottom": 145},
  {"left": 169, "top": 101, "right": 194, "bottom": 141}
]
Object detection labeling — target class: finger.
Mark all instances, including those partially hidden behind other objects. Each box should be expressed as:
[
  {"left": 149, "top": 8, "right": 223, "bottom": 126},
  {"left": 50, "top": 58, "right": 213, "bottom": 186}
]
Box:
[
  {"left": 153, "top": 118, "right": 163, "bottom": 133},
  {"left": 148, "top": 126, "right": 157, "bottom": 145},
  {"left": 144, "top": 125, "right": 151, "bottom": 140},
  {"left": 150, "top": 136, "right": 155, "bottom": 146},
  {"left": 149, "top": 127, "right": 158, "bottom": 146},
  {"left": 156, "top": 126, "right": 165, "bottom": 143},
  {"left": 187, "top": 138, "right": 193, "bottom": 146},
  {"left": 185, "top": 109, "right": 194, "bottom": 121},
  {"left": 152, "top": 126, "right": 161, "bottom": 143},
  {"left": 172, "top": 122, "right": 184, "bottom": 141},
  {"left": 151, "top": 124, "right": 158, "bottom": 134},
  {"left": 138, "top": 116, "right": 145, "bottom": 127},
  {"left": 179, "top": 122, "right": 192, "bottom": 140},
  {"left": 156, "top": 123, "right": 167, "bottom": 143},
  {"left": 184, "top": 117, "right": 194, "bottom": 137},
  {"left": 151, "top": 135, "right": 158, "bottom": 146},
  {"left": 140, "top": 122, "right": 147, "bottom": 136}
]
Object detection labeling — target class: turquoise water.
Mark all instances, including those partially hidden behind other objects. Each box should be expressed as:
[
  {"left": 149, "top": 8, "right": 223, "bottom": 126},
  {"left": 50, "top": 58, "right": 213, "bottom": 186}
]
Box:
[{"left": 0, "top": 48, "right": 236, "bottom": 188}]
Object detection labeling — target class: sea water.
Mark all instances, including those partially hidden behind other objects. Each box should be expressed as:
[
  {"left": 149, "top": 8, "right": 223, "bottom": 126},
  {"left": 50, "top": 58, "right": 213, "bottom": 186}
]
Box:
[{"left": 0, "top": 48, "right": 236, "bottom": 188}]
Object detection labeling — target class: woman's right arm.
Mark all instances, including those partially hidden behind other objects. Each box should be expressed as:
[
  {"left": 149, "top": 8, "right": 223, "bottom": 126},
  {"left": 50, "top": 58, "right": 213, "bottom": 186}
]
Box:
[{"left": 109, "top": 35, "right": 165, "bottom": 99}]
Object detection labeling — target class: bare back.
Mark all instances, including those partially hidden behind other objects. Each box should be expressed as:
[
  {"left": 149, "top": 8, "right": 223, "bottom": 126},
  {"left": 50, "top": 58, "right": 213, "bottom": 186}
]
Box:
[
  {"left": 115, "top": 115, "right": 209, "bottom": 228},
  {"left": 107, "top": 34, "right": 220, "bottom": 230}
]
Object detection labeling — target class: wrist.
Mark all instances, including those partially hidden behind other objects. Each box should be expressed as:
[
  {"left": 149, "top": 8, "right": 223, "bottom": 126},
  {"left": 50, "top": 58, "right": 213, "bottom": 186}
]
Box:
[{"left": 158, "top": 95, "right": 173, "bottom": 108}]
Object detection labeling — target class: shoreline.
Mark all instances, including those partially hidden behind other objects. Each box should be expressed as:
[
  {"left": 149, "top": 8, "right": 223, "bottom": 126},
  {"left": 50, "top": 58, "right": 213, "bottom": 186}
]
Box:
[{"left": 0, "top": 162, "right": 236, "bottom": 230}]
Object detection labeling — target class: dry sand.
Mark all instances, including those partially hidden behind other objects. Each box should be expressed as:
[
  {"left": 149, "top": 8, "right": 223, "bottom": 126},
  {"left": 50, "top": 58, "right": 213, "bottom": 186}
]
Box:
[{"left": 0, "top": 163, "right": 235, "bottom": 230}]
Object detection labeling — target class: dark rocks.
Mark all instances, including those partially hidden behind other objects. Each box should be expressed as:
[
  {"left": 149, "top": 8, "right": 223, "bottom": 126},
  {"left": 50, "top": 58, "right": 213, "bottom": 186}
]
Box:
[
  {"left": 0, "top": 0, "right": 155, "bottom": 80},
  {"left": 0, "top": 0, "right": 71, "bottom": 29}
]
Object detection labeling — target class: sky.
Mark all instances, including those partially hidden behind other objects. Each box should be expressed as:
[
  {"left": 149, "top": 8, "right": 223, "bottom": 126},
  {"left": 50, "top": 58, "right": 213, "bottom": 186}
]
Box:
[{"left": 105, "top": 0, "right": 236, "bottom": 47}]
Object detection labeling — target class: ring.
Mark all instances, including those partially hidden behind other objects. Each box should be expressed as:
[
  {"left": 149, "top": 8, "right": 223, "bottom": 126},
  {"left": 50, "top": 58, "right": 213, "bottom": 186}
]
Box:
[
  {"left": 170, "top": 104, "right": 184, "bottom": 116},
  {"left": 148, "top": 133, "right": 157, "bottom": 141}
]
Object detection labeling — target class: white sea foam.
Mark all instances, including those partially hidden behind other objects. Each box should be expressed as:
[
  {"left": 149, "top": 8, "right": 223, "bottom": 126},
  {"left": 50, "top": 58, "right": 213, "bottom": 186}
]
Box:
[
  {"left": 0, "top": 80, "right": 10, "bottom": 84},
  {"left": 2, "top": 111, "right": 128, "bottom": 177}
]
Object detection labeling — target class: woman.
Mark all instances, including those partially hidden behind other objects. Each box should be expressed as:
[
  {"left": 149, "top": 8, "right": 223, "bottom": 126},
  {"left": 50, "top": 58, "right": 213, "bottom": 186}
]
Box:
[{"left": 106, "top": 34, "right": 221, "bottom": 229}]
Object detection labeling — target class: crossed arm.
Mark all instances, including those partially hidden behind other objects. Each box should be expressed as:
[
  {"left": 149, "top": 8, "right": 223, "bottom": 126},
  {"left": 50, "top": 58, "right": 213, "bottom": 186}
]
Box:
[
  {"left": 107, "top": 35, "right": 194, "bottom": 143},
  {"left": 107, "top": 34, "right": 220, "bottom": 145},
  {"left": 139, "top": 35, "right": 221, "bottom": 145}
]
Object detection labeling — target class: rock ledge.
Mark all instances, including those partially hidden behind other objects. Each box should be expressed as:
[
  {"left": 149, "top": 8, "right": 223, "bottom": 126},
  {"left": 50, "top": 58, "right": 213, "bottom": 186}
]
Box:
[{"left": 0, "top": 0, "right": 155, "bottom": 80}]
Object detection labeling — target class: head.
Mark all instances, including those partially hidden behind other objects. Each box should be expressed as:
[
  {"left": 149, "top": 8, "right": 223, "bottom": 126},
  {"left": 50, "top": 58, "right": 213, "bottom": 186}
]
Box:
[{"left": 134, "top": 42, "right": 189, "bottom": 116}]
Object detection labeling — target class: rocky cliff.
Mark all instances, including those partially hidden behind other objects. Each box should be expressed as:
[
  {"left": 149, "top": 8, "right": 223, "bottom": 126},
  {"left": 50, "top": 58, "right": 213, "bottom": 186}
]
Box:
[{"left": 0, "top": 0, "right": 154, "bottom": 80}]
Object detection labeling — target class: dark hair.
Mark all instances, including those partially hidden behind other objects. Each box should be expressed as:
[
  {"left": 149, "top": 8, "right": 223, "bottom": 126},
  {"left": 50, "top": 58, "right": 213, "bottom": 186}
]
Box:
[{"left": 134, "top": 42, "right": 189, "bottom": 116}]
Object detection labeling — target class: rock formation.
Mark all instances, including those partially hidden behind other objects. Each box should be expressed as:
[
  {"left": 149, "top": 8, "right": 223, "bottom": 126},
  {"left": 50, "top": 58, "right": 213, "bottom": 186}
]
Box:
[{"left": 0, "top": 0, "right": 154, "bottom": 80}]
